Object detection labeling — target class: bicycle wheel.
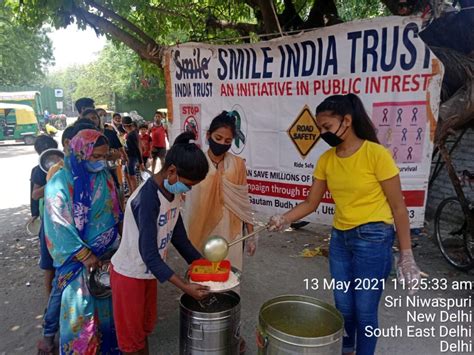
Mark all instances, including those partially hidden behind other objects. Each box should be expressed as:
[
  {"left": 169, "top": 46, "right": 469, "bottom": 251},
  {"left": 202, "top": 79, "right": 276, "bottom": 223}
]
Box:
[{"left": 434, "top": 197, "right": 474, "bottom": 271}]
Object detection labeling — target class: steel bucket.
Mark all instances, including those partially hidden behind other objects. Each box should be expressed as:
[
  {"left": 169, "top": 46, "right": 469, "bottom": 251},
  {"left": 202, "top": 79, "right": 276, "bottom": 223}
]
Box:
[
  {"left": 180, "top": 291, "right": 241, "bottom": 354},
  {"left": 257, "top": 295, "right": 344, "bottom": 354}
]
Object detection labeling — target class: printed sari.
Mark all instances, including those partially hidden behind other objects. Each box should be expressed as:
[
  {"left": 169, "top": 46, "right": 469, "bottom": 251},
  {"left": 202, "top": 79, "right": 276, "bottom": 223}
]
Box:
[{"left": 44, "top": 129, "right": 122, "bottom": 354}]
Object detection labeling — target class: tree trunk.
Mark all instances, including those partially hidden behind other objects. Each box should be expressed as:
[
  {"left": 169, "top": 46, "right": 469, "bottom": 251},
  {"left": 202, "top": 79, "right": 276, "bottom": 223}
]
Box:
[
  {"left": 257, "top": 0, "right": 282, "bottom": 34},
  {"left": 304, "top": 0, "right": 339, "bottom": 29},
  {"left": 428, "top": 47, "right": 474, "bottom": 101},
  {"left": 279, "top": 0, "right": 304, "bottom": 31},
  {"left": 436, "top": 77, "right": 474, "bottom": 144}
]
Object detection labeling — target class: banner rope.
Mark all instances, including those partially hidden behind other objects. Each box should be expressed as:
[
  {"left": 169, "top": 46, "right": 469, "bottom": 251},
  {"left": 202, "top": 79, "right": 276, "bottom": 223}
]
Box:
[{"left": 190, "top": 26, "right": 325, "bottom": 44}]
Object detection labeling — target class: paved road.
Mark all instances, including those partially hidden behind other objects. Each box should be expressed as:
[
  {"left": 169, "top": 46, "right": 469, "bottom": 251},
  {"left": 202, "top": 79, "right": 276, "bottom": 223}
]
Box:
[
  {"left": 0, "top": 144, "right": 38, "bottom": 209},
  {"left": 0, "top": 143, "right": 46, "bottom": 354}
]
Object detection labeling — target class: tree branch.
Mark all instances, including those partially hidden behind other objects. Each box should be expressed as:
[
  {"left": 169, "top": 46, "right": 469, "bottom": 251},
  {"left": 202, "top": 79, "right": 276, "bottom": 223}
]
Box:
[
  {"left": 147, "top": 4, "right": 196, "bottom": 22},
  {"left": 436, "top": 73, "right": 474, "bottom": 144},
  {"left": 206, "top": 16, "right": 259, "bottom": 36},
  {"left": 83, "top": 0, "right": 155, "bottom": 45},
  {"left": 243, "top": 0, "right": 259, "bottom": 8},
  {"left": 304, "top": 0, "right": 340, "bottom": 29},
  {"left": 279, "top": 0, "right": 304, "bottom": 31},
  {"left": 429, "top": 47, "right": 474, "bottom": 101},
  {"left": 379, "top": 0, "right": 400, "bottom": 14},
  {"left": 379, "top": 0, "right": 428, "bottom": 16},
  {"left": 73, "top": 6, "right": 163, "bottom": 67}
]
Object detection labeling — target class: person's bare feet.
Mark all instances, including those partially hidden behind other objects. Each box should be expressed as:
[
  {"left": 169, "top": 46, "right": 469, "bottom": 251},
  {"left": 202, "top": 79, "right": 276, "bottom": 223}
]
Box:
[
  {"left": 239, "top": 337, "right": 246, "bottom": 354},
  {"left": 37, "top": 336, "right": 55, "bottom": 355}
]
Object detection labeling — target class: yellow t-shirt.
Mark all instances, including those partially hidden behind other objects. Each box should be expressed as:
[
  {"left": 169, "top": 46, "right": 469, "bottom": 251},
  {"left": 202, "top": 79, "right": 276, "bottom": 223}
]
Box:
[{"left": 313, "top": 140, "right": 399, "bottom": 230}]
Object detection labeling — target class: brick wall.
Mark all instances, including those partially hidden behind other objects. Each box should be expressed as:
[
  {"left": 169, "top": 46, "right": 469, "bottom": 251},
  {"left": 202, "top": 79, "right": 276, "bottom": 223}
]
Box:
[{"left": 425, "top": 127, "right": 474, "bottom": 220}]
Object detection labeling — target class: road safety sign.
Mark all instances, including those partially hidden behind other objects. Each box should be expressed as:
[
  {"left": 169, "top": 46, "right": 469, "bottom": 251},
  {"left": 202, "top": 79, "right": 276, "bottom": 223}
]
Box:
[{"left": 287, "top": 105, "right": 320, "bottom": 158}]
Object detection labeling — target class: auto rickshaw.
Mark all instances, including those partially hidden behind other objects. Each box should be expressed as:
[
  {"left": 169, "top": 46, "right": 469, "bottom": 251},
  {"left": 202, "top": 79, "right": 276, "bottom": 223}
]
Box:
[{"left": 0, "top": 103, "right": 39, "bottom": 145}]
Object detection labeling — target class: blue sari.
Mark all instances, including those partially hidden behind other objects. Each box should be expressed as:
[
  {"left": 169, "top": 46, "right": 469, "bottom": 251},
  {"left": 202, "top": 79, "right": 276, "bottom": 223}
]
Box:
[{"left": 44, "top": 130, "right": 122, "bottom": 354}]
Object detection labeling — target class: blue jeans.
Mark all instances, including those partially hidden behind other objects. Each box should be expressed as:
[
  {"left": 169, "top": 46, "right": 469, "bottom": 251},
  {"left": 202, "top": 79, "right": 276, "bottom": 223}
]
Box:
[
  {"left": 329, "top": 222, "right": 395, "bottom": 355},
  {"left": 43, "top": 274, "right": 61, "bottom": 337}
]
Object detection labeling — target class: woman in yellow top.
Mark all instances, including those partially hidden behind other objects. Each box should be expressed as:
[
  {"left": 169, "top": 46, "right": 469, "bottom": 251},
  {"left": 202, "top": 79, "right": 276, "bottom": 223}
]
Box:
[
  {"left": 268, "top": 94, "right": 421, "bottom": 355},
  {"left": 184, "top": 111, "right": 256, "bottom": 271}
]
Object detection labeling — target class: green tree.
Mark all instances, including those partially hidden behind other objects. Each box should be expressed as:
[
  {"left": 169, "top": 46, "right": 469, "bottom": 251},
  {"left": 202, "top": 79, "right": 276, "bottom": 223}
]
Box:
[
  {"left": 335, "top": 0, "right": 389, "bottom": 21},
  {"left": 2, "top": 0, "right": 435, "bottom": 68},
  {"left": 45, "top": 64, "right": 84, "bottom": 113},
  {"left": 0, "top": 4, "right": 54, "bottom": 86},
  {"left": 78, "top": 43, "right": 162, "bottom": 102},
  {"left": 47, "top": 43, "right": 163, "bottom": 110},
  {"left": 8, "top": 0, "right": 474, "bottom": 142}
]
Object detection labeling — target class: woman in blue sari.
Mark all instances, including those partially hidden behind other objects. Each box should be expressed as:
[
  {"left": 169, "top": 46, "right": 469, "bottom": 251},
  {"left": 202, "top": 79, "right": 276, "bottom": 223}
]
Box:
[{"left": 44, "top": 129, "right": 122, "bottom": 354}]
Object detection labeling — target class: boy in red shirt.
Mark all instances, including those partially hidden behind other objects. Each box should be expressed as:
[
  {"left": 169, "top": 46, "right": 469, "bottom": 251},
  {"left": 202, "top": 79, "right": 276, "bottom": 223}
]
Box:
[
  {"left": 150, "top": 111, "right": 168, "bottom": 173},
  {"left": 139, "top": 124, "right": 152, "bottom": 168}
]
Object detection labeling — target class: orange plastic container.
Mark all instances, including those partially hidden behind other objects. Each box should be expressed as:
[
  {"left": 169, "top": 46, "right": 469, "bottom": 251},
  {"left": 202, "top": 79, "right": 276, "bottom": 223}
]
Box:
[{"left": 189, "top": 259, "right": 231, "bottom": 282}]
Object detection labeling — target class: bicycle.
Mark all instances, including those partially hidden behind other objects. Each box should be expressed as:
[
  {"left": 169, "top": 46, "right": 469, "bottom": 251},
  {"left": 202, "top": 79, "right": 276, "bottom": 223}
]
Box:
[{"left": 434, "top": 170, "right": 474, "bottom": 271}]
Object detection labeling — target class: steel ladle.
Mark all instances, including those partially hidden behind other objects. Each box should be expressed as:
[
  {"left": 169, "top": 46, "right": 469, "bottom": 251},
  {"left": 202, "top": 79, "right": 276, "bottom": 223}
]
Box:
[{"left": 203, "top": 226, "right": 266, "bottom": 262}]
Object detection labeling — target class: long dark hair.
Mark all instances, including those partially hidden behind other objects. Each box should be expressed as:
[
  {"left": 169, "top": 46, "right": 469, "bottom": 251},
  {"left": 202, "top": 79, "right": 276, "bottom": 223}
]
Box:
[
  {"left": 163, "top": 131, "right": 209, "bottom": 181},
  {"left": 316, "top": 94, "right": 379, "bottom": 143},
  {"left": 208, "top": 111, "right": 237, "bottom": 136}
]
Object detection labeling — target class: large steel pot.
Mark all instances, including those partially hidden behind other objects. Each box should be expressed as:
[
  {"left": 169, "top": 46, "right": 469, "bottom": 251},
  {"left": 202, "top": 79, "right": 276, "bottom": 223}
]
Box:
[
  {"left": 257, "top": 295, "right": 344, "bottom": 354},
  {"left": 180, "top": 291, "right": 241, "bottom": 354}
]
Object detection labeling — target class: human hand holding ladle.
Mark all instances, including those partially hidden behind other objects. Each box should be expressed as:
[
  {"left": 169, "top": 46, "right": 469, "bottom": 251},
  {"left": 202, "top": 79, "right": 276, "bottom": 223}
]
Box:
[{"left": 203, "top": 225, "right": 266, "bottom": 262}]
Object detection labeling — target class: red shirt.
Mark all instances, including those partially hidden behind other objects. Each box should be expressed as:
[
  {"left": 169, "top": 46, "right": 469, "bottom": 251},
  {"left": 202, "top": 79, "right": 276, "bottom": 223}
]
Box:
[
  {"left": 139, "top": 133, "right": 152, "bottom": 157},
  {"left": 151, "top": 126, "right": 167, "bottom": 148}
]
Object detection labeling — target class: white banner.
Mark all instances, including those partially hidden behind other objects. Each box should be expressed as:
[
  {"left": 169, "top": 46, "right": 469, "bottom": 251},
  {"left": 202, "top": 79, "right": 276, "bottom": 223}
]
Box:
[{"left": 164, "top": 16, "right": 444, "bottom": 227}]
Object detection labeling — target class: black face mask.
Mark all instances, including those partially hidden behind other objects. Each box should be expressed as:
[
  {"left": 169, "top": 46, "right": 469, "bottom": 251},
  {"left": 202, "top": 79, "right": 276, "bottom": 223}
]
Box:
[
  {"left": 320, "top": 120, "right": 348, "bottom": 147},
  {"left": 208, "top": 137, "right": 231, "bottom": 156}
]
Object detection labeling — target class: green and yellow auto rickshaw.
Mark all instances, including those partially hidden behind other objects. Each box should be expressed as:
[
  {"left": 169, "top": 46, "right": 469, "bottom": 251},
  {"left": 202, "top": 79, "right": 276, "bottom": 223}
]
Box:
[{"left": 0, "top": 103, "right": 39, "bottom": 145}]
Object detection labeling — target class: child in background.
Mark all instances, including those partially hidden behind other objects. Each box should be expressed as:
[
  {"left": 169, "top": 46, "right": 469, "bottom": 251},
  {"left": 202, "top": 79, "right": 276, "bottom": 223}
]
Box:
[
  {"left": 31, "top": 136, "right": 59, "bottom": 353},
  {"left": 111, "top": 131, "right": 210, "bottom": 355},
  {"left": 111, "top": 112, "right": 126, "bottom": 141},
  {"left": 30, "top": 135, "right": 58, "bottom": 296},
  {"left": 139, "top": 124, "right": 152, "bottom": 168},
  {"left": 45, "top": 126, "right": 75, "bottom": 180},
  {"left": 150, "top": 110, "right": 168, "bottom": 173},
  {"left": 122, "top": 116, "right": 144, "bottom": 194}
]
